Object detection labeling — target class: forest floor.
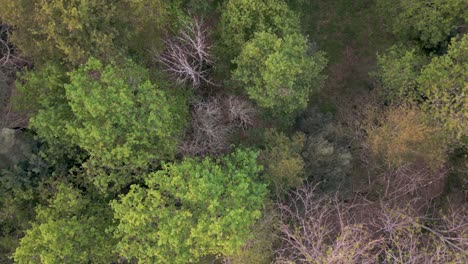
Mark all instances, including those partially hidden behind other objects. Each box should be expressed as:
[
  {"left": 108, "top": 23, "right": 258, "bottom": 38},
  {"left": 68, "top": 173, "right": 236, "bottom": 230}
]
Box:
[
  {"left": 295, "top": 0, "right": 393, "bottom": 111},
  {"left": 293, "top": 0, "right": 395, "bottom": 191}
]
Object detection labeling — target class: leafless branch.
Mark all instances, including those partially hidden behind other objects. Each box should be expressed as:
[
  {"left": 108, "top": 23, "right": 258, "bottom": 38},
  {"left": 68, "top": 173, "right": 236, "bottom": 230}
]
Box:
[
  {"left": 374, "top": 203, "right": 467, "bottom": 263},
  {"left": 224, "top": 95, "right": 257, "bottom": 131},
  {"left": 275, "top": 184, "right": 381, "bottom": 263},
  {"left": 157, "top": 17, "right": 214, "bottom": 88},
  {"left": 179, "top": 95, "right": 257, "bottom": 156},
  {"left": 179, "top": 96, "right": 230, "bottom": 156}
]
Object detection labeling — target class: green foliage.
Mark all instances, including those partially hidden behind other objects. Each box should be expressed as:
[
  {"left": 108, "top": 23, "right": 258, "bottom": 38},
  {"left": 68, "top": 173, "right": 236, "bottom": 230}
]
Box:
[
  {"left": 2, "top": 0, "right": 466, "bottom": 262},
  {"left": 376, "top": 35, "right": 466, "bottom": 144},
  {"left": 226, "top": 204, "right": 278, "bottom": 264},
  {"left": 13, "top": 183, "right": 117, "bottom": 264},
  {"left": 16, "top": 58, "right": 189, "bottom": 190},
  {"left": 260, "top": 129, "right": 305, "bottom": 194},
  {"left": 219, "top": 0, "right": 300, "bottom": 60},
  {"left": 376, "top": 44, "right": 429, "bottom": 102},
  {"left": 366, "top": 106, "right": 447, "bottom": 169},
  {"left": 0, "top": 0, "right": 174, "bottom": 65},
  {"left": 0, "top": 130, "right": 50, "bottom": 263},
  {"left": 417, "top": 35, "right": 467, "bottom": 142},
  {"left": 111, "top": 149, "right": 267, "bottom": 263},
  {"left": 63, "top": 58, "right": 189, "bottom": 190},
  {"left": 0, "top": 0, "right": 119, "bottom": 64},
  {"left": 125, "top": 0, "right": 182, "bottom": 59},
  {"left": 15, "top": 63, "right": 80, "bottom": 163},
  {"left": 377, "top": 0, "right": 467, "bottom": 48},
  {"left": 233, "top": 32, "right": 327, "bottom": 116},
  {"left": 179, "top": 0, "right": 224, "bottom": 16},
  {"left": 65, "top": 58, "right": 188, "bottom": 170}
]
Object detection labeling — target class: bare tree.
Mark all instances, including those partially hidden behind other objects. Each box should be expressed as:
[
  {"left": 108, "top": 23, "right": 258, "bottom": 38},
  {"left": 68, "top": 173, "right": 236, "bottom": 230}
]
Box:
[
  {"left": 179, "top": 96, "right": 230, "bottom": 156},
  {"left": 275, "top": 183, "right": 467, "bottom": 264},
  {"left": 275, "top": 184, "right": 381, "bottom": 264},
  {"left": 180, "top": 95, "right": 257, "bottom": 156},
  {"left": 224, "top": 95, "right": 256, "bottom": 131},
  {"left": 157, "top": 17, "right": 213, "bottom": 88},
  {"left": 377, "top": 163, "right": 448, "bottom": 206},
  {"left": 374, "top": 204, "right": 468, "bottom": 264}
]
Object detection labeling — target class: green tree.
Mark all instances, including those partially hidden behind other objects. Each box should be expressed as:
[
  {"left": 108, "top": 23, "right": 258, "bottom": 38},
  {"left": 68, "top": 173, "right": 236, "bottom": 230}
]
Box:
[
  {"left": 233, "top": 32, "right": 326, "bottom": 116},
  {"left": 219, "top": 0, "right": 300, "bottom": 60},
  {"left": 376, "top": 35, "right": 466, "bottom": 143},
  {"left": 13, "top": 183, "right": 117, "bottom": 264},
  {"left": 417, "top": 35, "right": 467, "bottom": 142},
  {"left": 0, "top": 0, "right": 173, "bottom": 65},
  {"left": 378, "top": 0, "right": 467, "bottom": 49},
  {"left": 15, "top": 63, "right": 80, "bottom": 163},
  {"left": 16, "top": 58, "right": 189, "bottom": 190},
  {"left": 111, "top": 149, "right": 267, "bottom": 263},
  {"left": 64, "top": 58, "right": 189, "bottom": 186},
  {"left": 0, "top": 0, "right": 120, "bottom": 65},
  {"left": 375, "top": 44, "right": 429, "bottom": 102},
  {"left": 260, "top": 129, "right": 305, "bottom": 195}
]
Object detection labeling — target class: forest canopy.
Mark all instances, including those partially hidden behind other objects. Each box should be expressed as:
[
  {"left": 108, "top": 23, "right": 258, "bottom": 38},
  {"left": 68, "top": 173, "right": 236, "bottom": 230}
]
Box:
[{"left": 0, "top": 0, "right": 466, "bottom": 263}]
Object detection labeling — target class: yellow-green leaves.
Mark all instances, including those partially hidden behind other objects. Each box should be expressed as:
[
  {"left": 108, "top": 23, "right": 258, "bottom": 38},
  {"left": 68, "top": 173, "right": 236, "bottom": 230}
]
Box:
[
  {"left": 377, "top": 0, "right": 467, "bottom": 48},
  {"left": 64, "top": 58, "right": 189, "bottom": 187},
  {"left": 233, "top": 32, "right": 326, "bottom": 117},
  {"left": 376, "top": 44, "right": 429, "bottom": 102},
  {"left": 19, "top": 58, "right": 189, "bottom": 190},
  {"left": 0, "top": 0, "right": 172, "bottom": 65},
  {"left": 376, "top": 36, "right": 467, "bottom": 144},
  {"left": 13, "top": 184, "right": 117, "bottom": 264},
  {"left": 111, "top": 149, "right": 267, "bottom": 263},
  {"left": 417, "top": 35, "right": 467, "bottom": 142},
  {"left": 219, "top": 0, "right": 300, "bottom": 60},
  {"left": 260, "top": 129, "right": 306, "bottom": 194}
]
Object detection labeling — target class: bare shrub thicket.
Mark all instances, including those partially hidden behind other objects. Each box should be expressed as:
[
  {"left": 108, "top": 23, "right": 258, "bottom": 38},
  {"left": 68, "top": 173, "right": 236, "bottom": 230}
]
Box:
[
  {"left": 275, "top": 184, "right": 381, "bottom": 264},
  {"left": 180, "top": 96, "right": 229, "bottom": 156},
  {"left": 225, "top": 95, "right": 256, "bottom": 130},
  {"left": 375, "top": 204, "right": 468, "bottom": 263},
  {"left": 376, "top": 163, "right": 448, "bottom": 207},
  {"left": 298, "top": 107, "right": 353, "bottom": 192},
  {"left": 275, "top": 184, "right": 467, "bottom": 264},
  {"left": 157, "top": 18, "right": 213, "bottom": 88},
  {"left": 179, "top": 95, "right": 256, "bottom": 156}
]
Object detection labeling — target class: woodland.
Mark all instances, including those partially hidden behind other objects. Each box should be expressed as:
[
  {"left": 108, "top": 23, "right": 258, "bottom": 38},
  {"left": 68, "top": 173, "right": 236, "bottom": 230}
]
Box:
[{"left": 0, "top": 0, "right": 466, "bottom": 263}]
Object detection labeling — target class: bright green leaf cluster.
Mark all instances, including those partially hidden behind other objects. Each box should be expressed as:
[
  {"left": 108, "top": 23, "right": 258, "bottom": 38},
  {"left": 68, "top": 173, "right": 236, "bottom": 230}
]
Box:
[
  {"left": 13, "top": 184, "right": 117, "bottom": 264},
  {"left": 417, "top": 35, "right": 467, "bottom": 141},
  {"left": 17, "top": 58, "right": 189, "bottom": 189},
  {"left": 377, "top": 36, "right": 467, "bottom": 143},
  {"left": 378, "top": 0, "right": 467, "bottom": 48},
  {"left": 111, "top": 149, "right": 267, "bottom": 263},
  {"left": 65, "top": 58, "right": 188, "bottom": 170},
  {"left": 15, "top": 63, "right": 78, "bottom": 161},
  {"left": 233, "top": 32, "right": 326, "bottom": 116},
  {"left": 219, "top": 0, "right": 300, "bottom": 60},
  {"left": 376, "top": 44, "right": 429, "bottom": 102}
]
